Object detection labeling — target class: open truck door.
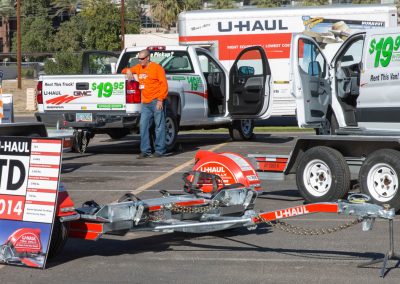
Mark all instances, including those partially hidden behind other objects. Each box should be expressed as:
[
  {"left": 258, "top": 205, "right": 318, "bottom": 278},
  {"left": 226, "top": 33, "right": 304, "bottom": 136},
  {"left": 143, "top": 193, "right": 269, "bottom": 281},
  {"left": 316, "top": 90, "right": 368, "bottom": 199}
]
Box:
[
  {"left": 228, "top": 46, "right": 272, "bottom": 119},
  {"left": 290, "top": 35, "right": 331, "bottom": 128}
]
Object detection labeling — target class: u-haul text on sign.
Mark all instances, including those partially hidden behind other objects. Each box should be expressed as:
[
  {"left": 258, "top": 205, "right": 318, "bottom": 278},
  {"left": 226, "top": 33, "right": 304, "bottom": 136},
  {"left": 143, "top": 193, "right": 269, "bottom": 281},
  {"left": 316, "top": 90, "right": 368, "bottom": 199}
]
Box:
[{"left": 0, "top": 137, "right": 62, "bottom": 223}]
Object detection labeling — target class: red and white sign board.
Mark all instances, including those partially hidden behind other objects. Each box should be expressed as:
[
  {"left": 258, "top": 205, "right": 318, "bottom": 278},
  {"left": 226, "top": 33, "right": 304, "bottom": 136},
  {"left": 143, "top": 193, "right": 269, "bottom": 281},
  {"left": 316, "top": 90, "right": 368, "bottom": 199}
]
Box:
[{"left": 0, "top": 137, "right": 62, "bottom": 269}]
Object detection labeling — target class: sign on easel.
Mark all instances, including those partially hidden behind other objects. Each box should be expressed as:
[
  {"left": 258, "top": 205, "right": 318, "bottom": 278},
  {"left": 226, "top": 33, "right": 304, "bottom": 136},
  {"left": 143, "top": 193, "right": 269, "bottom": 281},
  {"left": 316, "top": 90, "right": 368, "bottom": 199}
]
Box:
[
  {"left": 0, "top": 71, "right": 3, "bottom": 120},
  {"left": 0, "top": 137, "right": 62, "bottom": 269}
]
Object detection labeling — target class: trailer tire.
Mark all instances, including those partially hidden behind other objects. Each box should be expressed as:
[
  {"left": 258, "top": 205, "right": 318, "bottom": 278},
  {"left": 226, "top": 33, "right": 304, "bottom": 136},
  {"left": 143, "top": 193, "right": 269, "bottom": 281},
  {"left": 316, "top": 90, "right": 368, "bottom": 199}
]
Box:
[
  {"left": 48, "top": 218, "right": 69, "bottom": 259},
  {"left": 296, "top": 146, "right": 350, "bottom": 203},
  {"left": 359, "top": 149, "right": 400, "bottom": 210},
  {"left": 229, "top": 119, "right": 254, "bottom": 140},
  {"left": 165, "top": 110, "right": 178, "bottom": 152}
]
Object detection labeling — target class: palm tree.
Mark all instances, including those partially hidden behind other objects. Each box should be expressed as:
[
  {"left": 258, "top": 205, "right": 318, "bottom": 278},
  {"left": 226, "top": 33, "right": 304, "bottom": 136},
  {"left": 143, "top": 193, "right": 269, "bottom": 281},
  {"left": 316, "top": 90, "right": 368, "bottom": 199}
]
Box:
[
  {"left": 0, "top": 0, "right": 15, "bottom": 52},
  {"left": 149, "top": 0, "right": 181, "bottom": 31},
  {"left": 51, "top": 0, "right": 80, "bottom": 17}
]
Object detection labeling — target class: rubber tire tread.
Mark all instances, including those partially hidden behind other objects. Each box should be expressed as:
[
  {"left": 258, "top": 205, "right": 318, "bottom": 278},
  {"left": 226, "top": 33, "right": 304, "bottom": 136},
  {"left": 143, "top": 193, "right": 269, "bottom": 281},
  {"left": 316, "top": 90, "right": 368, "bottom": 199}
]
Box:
[
  {"left": 359, "top": 149, "right": 400, "bottom": 210},
  {"left": 296, "top": 146, "right": 350, "bottom": 203},
  {"left": 229, "top": 120, "right": 254, "bottom": 141},
  {"left": 48, "top": 218, "right": 69, "bottom": 259},
  {"left": 165, "top": 110, "right": 178, "bottom": 152}
]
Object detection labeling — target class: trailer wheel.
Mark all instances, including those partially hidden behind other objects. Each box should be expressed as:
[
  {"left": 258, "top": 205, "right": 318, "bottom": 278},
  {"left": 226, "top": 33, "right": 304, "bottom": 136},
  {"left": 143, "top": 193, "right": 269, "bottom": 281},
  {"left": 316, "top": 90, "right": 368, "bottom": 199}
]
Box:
[
  {"left": 229, "top": 119, "right": 254, "bottom": 140},
  {"left": 296, "top": 146, "right": 350, "bottom": 203},
  {"left": 165, "top": 110, "right": 178, "bottom": 152},
  {"left": 359, "top": 149, "right": 400, "bottom": 210},
  {"left": 48, "top": 218, "right": 69, "bottom": 259}
]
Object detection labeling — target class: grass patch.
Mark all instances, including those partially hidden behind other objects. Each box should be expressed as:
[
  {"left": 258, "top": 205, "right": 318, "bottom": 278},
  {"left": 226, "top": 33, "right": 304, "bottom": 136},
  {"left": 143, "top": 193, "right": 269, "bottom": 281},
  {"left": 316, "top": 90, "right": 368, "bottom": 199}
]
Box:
[{"left": 184, "top": 126, "right": 314, "bottom": 133}]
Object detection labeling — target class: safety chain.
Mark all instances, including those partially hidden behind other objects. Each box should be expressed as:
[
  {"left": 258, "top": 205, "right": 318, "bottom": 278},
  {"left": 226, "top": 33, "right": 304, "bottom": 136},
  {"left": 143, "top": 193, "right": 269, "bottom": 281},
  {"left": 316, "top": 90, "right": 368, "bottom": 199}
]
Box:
[
  {"left": 148, "top": 201, "right": 220, "bottom": 222},
  {"left": 260, "top": 216, "right": 363, "bottom": 236},
  {"left": 170, "top": 201, "right": 220, "bottom": 214}
]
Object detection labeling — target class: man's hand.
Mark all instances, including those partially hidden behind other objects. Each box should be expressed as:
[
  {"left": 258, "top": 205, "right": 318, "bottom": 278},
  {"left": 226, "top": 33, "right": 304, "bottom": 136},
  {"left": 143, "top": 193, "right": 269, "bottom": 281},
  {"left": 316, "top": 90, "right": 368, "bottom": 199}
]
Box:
[
  {"left": 125, "top": 69, "right": 133, "bottom": 81},
  {"left": 156, "top": 100, "right": 163, "bottom": 110}
]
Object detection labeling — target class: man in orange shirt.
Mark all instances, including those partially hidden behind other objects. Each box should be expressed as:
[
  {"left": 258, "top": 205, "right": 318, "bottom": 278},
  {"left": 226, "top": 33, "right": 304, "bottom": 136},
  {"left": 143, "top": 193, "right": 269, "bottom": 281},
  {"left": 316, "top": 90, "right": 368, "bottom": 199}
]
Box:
[{"left": 124, "top": 49, "right": 168, "bottom": 158}]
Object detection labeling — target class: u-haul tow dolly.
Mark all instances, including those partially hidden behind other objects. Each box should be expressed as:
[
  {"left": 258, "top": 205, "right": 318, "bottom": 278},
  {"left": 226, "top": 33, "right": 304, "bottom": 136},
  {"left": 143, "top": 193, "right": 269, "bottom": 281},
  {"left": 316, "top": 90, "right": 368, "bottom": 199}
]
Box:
[
  {"left": 60, "top": 171, "right": 398, "bottom": 277},
  {"left": 14, "top": 151, "right": 399, "bottom": 277}
]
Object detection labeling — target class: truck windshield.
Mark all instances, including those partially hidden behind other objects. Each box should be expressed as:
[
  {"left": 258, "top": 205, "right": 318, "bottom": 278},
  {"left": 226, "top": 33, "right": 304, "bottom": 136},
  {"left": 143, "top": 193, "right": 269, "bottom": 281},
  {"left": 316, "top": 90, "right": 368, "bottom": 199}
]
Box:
[{"left": 117, "top": 51, "right": 194, "bottom": 74}]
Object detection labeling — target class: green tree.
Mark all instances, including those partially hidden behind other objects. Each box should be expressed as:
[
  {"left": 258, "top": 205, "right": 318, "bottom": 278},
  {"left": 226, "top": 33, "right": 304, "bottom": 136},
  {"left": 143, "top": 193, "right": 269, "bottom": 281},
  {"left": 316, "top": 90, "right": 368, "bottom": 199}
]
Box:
[
  {"left": 50, "top": 0, "right": 80, "bottom": 17},
  {"left": 181, "top": 0, "right": 202, "bottom": 11},
  {"left": 255, "top": 0, "right": 281, "bottom": 8},
  {"left": 22, "top": 0, "right": 51, "bottom": 17},
  {"left": 352, "top": 0, "right": 380, "bottom": 3},
  {"left": 52, "top": 17, "right": 84, "bottom": 51},
  {"left": 124, "top": 0, "right": 141, "bottom": 34},
  {"left": 300, "top": 0, "right": 328, "bottom": 6},
  {"left": 149, "top": 0, "right": 180, "bottom": 31},
  {"left": 44, "top": 51, "right": 82, "bottom": 74},
  {"left": 79, "top": 0, "right": 121, "bottom": 50},
  {"left": 212, "top": 0, "right": 235, "bottom": 9},
  {"left": 0, "top": 0, "right": 15, "bottom": 51},
  {"left": 12, "top": 16, "right": 54, "bottom": 58}
]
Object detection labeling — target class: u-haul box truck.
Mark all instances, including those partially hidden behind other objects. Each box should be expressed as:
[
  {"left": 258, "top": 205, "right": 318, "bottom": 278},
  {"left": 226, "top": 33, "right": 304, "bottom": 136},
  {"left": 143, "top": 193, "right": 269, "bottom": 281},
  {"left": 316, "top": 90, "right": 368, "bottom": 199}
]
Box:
[{"left": 178, "top": 4, "right": 397, "bottom": 117}]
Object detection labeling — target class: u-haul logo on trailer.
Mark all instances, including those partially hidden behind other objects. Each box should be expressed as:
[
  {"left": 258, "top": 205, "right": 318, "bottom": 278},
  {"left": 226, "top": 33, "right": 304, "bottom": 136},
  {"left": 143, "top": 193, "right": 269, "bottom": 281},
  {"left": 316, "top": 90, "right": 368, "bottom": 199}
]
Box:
[
  {"left": 275, "top": 206, "right": 309, "bottom": 219},
  {"left": 218, "top": 19, "right": 288, "bottom": 32}
]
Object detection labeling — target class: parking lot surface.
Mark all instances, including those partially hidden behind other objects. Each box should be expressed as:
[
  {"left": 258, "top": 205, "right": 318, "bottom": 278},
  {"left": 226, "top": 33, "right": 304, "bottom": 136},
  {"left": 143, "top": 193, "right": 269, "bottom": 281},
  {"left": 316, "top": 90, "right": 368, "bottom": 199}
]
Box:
[{"left": 1, "top": 131, "right": 400, "bottom": 283}]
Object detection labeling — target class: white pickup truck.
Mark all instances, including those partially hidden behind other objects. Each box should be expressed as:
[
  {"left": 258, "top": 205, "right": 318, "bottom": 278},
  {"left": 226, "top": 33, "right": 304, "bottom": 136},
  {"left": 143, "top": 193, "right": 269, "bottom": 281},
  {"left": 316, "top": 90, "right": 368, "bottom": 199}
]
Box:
[{"left": 35, "top": 46, "right": 273, "bottom": 152}]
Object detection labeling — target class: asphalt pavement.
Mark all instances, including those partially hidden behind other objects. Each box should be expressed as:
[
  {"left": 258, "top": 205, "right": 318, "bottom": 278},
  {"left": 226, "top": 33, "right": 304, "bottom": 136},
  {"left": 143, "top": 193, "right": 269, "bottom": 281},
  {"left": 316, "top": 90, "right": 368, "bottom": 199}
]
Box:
[{"left": 1, "top": 129, "right": 400, "bottom": 283}]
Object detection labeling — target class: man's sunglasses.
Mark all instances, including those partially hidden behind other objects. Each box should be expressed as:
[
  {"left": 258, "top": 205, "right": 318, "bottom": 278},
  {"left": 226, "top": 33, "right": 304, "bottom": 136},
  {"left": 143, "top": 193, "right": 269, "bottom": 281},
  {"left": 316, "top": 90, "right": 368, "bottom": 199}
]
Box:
[{"left": 138, "top": 56, "right": 148, "bottom": 60}]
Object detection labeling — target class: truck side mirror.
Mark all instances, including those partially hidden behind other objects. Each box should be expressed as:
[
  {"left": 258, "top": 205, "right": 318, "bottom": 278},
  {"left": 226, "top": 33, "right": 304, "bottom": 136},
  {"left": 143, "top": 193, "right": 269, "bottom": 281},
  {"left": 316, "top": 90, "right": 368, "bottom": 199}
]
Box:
[{"left": 238, "top": 66, "right": 255, "bottom": 76}]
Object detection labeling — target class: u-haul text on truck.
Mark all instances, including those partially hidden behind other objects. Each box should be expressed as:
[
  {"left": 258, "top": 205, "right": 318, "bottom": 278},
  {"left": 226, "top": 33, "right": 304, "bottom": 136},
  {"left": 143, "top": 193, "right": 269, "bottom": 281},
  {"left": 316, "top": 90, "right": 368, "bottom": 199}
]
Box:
[{"left": 178, "top": 5, "right": 397, "bottom": 117}]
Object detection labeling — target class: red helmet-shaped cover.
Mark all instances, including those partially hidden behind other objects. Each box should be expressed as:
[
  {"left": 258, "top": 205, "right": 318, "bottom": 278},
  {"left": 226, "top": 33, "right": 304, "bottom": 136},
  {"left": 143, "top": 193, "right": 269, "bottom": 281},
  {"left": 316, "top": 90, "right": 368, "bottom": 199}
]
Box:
[{"left": 192, "top": 150, "right": 262, "bottom": 193}]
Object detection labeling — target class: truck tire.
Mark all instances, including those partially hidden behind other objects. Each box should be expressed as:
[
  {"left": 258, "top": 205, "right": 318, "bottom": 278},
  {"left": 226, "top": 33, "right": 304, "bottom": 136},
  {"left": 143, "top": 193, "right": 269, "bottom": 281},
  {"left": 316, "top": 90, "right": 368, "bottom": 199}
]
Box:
[
  {"left": 229, "top": 119, "right": 254, "bottom": 140},
  {"left": 107, "top": 129, "right": 130, "bottom": 140},
  {"left": 296, "top": 146, "right": 350, "bottom": 203},
  {"left": 359, "top": 149, "right": 400, "bottom": 210},
  {"left": 48, "top": 218, "right": 69, "bottom": 259},
  {"left": 316, "top": 113, "right": 339, "bottom": 135},
  {"left": 165, "top": 110, "right": 178, "bottom": 152}
]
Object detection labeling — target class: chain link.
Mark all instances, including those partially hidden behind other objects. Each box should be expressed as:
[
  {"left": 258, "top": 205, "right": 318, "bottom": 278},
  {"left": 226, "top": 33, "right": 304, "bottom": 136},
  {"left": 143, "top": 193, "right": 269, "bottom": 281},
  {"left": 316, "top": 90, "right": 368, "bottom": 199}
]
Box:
[
  {"left": 259, "top": 216, "right": 363, "bottom": 236},
  {"left": 171, "top": 201, "right": 220, "bottom": 214}
]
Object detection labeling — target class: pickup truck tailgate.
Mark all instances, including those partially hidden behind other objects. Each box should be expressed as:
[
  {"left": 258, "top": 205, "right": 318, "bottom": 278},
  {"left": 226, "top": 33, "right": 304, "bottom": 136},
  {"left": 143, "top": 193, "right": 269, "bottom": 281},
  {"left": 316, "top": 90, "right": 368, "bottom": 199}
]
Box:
[{"left": 42, "top": 75, "right": 127, "bottom": 111}]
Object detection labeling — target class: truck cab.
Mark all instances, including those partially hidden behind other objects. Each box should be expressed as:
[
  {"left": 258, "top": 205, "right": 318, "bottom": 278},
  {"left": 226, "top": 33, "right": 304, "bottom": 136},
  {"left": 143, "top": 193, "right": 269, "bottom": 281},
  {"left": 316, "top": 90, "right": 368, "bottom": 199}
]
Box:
[{"left": 291, "top": 27, "right": 400, "bottom": 135}]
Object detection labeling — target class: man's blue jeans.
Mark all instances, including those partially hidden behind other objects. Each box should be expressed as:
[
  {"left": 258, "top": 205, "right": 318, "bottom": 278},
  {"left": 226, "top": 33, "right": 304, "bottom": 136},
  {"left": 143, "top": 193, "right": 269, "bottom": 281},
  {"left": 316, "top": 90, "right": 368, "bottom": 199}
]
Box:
[{"left": 140, "top": 99, "right": 166, "bottom": 155}]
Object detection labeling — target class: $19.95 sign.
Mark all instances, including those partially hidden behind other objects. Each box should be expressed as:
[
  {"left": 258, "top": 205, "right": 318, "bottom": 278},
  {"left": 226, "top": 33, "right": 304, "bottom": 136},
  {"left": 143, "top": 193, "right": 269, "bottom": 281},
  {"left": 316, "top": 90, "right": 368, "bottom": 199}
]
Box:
[
  {"left": 0, "top": 137, "right": 62, "bottom": 223},
  {"left": 369, "top": 35, "right": 400, "bottom": 68}
]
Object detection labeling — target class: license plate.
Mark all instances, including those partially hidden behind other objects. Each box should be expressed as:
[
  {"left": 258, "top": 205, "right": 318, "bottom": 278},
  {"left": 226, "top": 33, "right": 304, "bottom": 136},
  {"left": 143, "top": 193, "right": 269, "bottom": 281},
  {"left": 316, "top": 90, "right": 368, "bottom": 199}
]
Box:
[{"left": 76, "top": 113, "right": 93, "bottom": 122}]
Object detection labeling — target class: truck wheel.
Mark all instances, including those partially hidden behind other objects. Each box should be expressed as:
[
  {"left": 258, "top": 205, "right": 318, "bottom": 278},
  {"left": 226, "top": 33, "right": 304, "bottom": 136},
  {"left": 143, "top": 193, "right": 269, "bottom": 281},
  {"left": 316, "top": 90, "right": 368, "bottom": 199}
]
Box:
[
  {"left": 72, "top": 130, "right": 91, "bottom": 154},
  {"left": 359, "top": 149, "right": 400, "bottom": 210},
  {"left": 107, "top": 129, "right": 130, "bottom": 140},
  {"left": 165, "top": 110, "right": 178, "bottom": 152},
  {"left": 316, "top": 113, "right": 338, "bottom": 135},
  {"left": 229, "top": 119, "right": 254, "bottom": 140},
  {"left": 48, "top": 218, "right": 69, "bottom": 259},
  {"left": 296, "top": 146, "right": 350, "bottom": 203}
]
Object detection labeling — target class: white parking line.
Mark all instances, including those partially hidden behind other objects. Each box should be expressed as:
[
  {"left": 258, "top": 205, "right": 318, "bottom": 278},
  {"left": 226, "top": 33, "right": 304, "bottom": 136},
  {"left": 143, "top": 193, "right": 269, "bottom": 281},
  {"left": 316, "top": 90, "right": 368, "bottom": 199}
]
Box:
[{"left": 130, "top": 142, "right": 228, "bottom": 195}]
